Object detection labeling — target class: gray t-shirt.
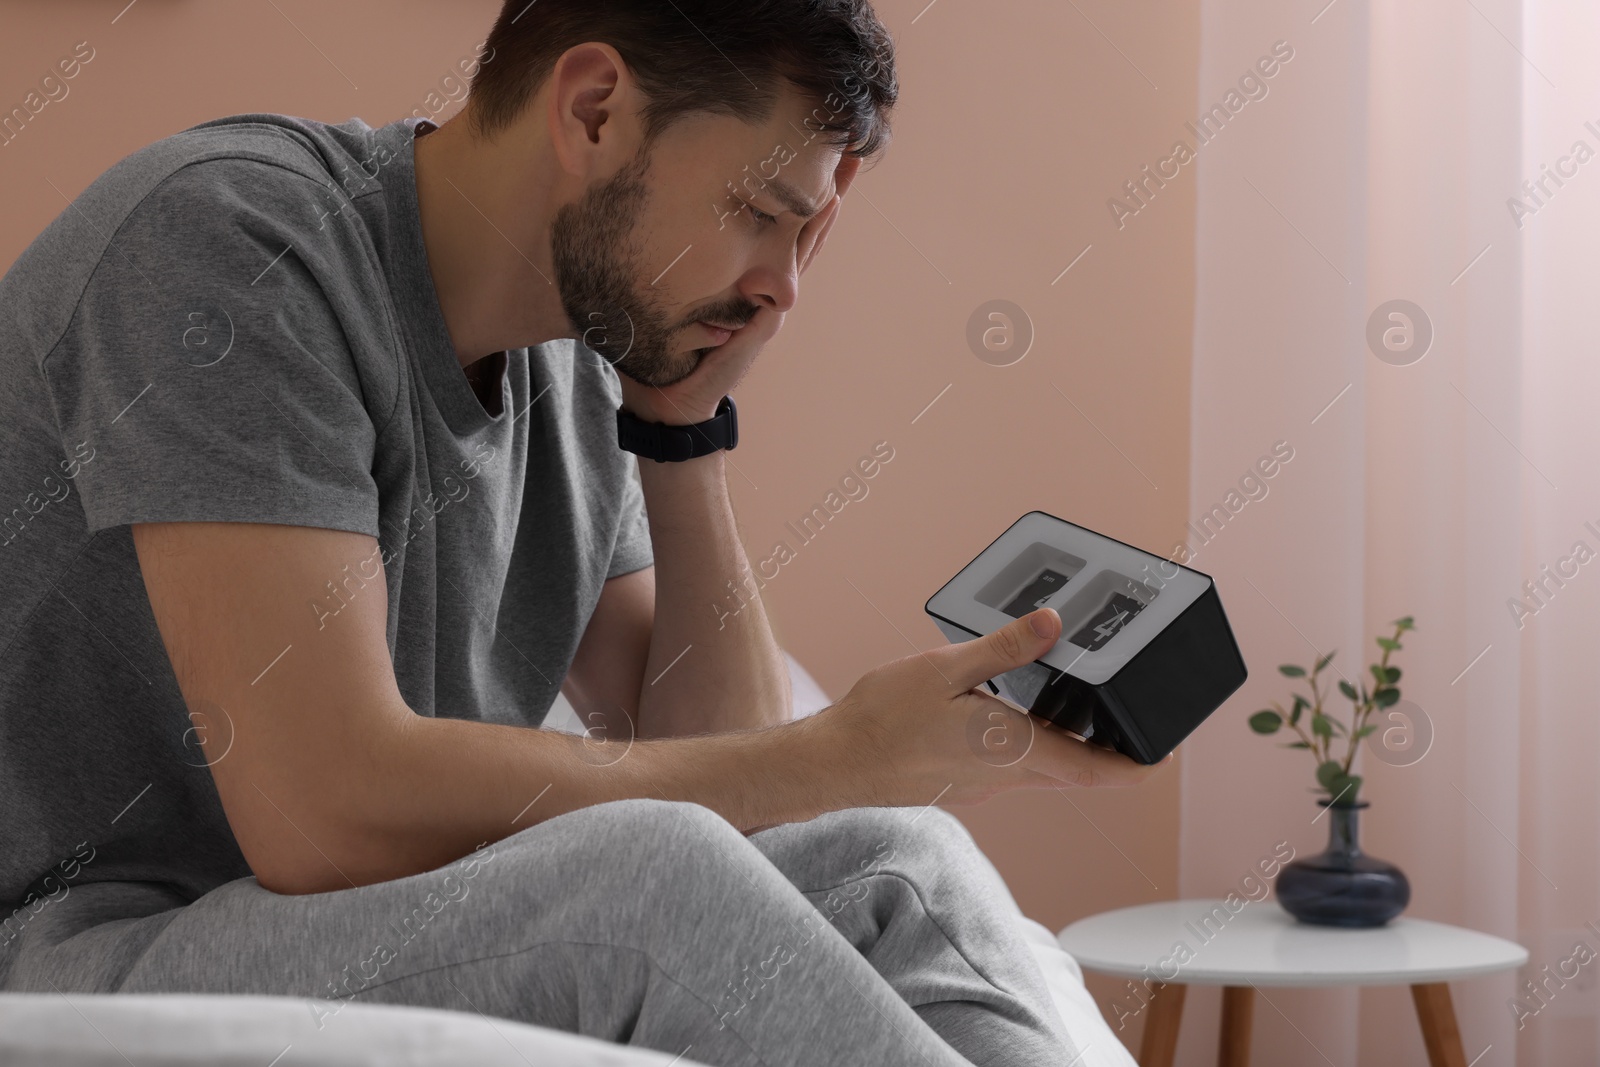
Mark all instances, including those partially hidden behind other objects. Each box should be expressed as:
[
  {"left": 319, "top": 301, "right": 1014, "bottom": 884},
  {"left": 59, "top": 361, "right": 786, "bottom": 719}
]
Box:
[{"left": 0, "top": 113, "right": 653, "bottom": 939}]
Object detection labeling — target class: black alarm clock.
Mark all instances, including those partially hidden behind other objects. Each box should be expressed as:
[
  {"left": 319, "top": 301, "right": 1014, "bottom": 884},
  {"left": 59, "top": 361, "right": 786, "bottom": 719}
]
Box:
[{"left": 925, "top": 511, "right": 1248, "bottom": 764}]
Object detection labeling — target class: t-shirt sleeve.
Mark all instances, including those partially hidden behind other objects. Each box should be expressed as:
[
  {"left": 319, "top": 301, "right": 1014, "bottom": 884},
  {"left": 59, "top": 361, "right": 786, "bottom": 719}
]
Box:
[
  {"left": 41, "top": 160, "right": 385, "bottom": 539},
  {"left": 607, "top": 453, "right": 654, "bottom": 579}
]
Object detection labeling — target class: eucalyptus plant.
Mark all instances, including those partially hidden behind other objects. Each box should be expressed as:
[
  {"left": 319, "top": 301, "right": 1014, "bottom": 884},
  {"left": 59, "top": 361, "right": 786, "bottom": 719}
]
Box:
[{"left": 1247, "top": 616, "right": 1415, "bottom": 806}]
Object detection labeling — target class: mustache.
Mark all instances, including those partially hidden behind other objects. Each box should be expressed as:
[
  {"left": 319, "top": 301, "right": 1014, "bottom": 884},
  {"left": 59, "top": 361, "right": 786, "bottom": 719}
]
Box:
[{"left": 689, "top": 306, "right": 759, "bottom": 331}]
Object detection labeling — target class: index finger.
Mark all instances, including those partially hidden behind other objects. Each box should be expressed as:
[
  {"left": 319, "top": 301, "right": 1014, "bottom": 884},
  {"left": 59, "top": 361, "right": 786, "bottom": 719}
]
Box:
[
  {"left": 797, "top": 194, "right": 840, "bottom": 275},
  {"left": 797, "top": 154, "right": 861, "bottom": 275},
  {"left": 833, "top": 153, "right": 862, "bottom": 199}
]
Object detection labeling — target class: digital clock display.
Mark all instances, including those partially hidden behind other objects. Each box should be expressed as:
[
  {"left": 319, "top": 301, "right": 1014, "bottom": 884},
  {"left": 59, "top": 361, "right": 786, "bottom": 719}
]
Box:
[
  {"left": 1067, "top": 592, "right": 1146, "bottom": 651},
  {"left": 1001, "top": 568, "right": 1071, "bottom": 618}
]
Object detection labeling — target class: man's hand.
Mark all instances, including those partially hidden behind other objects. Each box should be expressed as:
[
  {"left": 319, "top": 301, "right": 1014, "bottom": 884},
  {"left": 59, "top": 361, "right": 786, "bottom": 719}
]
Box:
[
  {"left": 617, "top": 302, "right": 785, "bottom": 426},
  {"left": 619, "top": 152, "right": 863, "bottom": 425},
  {"left": 813, "top": 607, "right": 1170, "bottom": 808}
]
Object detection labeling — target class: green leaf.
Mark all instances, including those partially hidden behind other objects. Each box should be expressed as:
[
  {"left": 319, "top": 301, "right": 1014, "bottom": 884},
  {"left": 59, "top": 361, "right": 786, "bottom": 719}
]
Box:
[
  {"left": 1326, "top": 715, "right": 1349, "bottom": 736},
  {"left": 1279, "top": 664, "right": 1307, "bottom": 678},
  {"left": 1316, "top": 760, "right": 1344, "bottom": 792},
  {"left": 1354, "top": 724, "right": 1377, "bottom": 739},
  {"left": 1249, "top": 710, "right": 1283, "bottom": 734},
  {"left": 1327, "top": 773, "right": 1363, "bottom": 804},
  {"left": 1395, "top": 616, "right": 1415, "bottom": 630},
  {"left": 1311, "top": 713, "right": 1333, "bottom": 739},
  {"left": 1374, "top": 687, "right": 1401, "bottom": 708},
  {"left": 1314, "top": 650, "right": 1337, "bottom": 672},
  {"left": 1286, "top": 741, "right": 1311, "bottom": 749},
  {"left": 1377, "top": 636, "right": 1401, "bottom": 652},
  {"left": 1384, "top": 666, "right": 1401, "bottom": 683},
  {"left": 1290, "top": 695, "right": 1308, "bottom": 725},
  {"left": 1338, "top": 679, "right": 1358, "bottom": 701}
]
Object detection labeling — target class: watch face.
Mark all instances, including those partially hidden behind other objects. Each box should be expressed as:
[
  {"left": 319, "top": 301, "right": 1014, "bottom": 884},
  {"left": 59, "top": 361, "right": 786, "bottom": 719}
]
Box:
[{"left": 1067, "top": 592, "right": 1146, "bottom": 651}]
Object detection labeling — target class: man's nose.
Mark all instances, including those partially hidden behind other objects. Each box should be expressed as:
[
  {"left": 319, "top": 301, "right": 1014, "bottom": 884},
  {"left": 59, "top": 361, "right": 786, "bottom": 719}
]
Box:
[{"left": 742, "top": 255, "right": 800, "bottom": 315}]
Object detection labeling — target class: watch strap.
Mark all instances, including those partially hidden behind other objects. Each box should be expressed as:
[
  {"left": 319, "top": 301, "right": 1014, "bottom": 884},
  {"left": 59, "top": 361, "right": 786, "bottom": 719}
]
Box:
[{"left": 616, "top": 395, "right": 738, "bottom": 462}]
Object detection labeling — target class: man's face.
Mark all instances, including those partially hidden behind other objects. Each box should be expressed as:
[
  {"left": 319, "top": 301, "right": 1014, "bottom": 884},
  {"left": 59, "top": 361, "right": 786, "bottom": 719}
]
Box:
[{"left": 550, "top": 88, "right": 845, "bottom": 387}]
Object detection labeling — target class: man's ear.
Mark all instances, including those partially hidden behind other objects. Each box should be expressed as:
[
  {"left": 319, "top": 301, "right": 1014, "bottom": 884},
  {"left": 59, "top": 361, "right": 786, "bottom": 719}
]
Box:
[{"left": 547, "top": 43, "right": 639, "bottom": 179}]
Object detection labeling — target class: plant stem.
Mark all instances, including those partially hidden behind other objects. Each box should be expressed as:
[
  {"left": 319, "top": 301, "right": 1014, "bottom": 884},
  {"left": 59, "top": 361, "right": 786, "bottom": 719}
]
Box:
[{"left": 1339, "top": 622, "right": 1401, "bottom": 775}]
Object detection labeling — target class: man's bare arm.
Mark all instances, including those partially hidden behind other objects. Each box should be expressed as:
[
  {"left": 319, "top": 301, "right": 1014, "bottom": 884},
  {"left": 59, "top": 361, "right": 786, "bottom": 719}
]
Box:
[
  {"left": 131, "top": 520, "right": 1162, "bottom": 896},
  {"left": 562, "top": 566, "right": 652, "bottom": 740},
  {"left": 630, "top": 451, "right": 791, "bottom": 737}
]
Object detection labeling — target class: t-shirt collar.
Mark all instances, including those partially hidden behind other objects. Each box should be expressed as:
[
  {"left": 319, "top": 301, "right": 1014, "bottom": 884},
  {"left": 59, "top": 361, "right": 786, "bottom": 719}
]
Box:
[{"left": 376, "top": 116, "right": 507, "bottom": 437}]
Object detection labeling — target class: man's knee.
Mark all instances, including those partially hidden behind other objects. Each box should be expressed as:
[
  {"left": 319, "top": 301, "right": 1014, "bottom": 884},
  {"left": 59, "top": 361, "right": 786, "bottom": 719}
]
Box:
[
  {"left": 548, "top": 797, "right": 779, "bottom": 899},
  {"left": 815, "top": 805, "right": 980, "bottom": 870},
  {"left": 526, "top": 796, "right": 732, "bottom": 849},
  {"left": 584, "top": 797, "right": 745, "bottom": 858},
  {"left": 542, "top": 799, "right": 827, "bottom": 971}
]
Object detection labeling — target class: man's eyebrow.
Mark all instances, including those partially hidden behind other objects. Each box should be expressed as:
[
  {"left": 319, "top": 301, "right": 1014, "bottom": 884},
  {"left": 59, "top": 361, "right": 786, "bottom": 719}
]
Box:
[{"left": 760, "top": 176, "right": 829, "bottom": 220}]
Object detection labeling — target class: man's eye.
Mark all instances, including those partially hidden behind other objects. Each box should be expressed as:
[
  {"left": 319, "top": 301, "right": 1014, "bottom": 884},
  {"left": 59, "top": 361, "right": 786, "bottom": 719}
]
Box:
[{"left": 743, "top": 200, "right": 779, "bottom": 227}]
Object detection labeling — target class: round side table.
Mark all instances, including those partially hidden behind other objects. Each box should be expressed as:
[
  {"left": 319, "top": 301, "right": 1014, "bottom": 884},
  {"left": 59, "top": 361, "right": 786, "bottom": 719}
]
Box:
[{"left": 1057, "top": 899, "right": 1527, "bottom": 1067}]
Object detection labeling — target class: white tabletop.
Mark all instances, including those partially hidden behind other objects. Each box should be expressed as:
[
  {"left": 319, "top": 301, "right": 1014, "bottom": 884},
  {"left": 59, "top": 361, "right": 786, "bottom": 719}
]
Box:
[{"left": 1057, "top": 899, "right": 1528, "bottom": 987}]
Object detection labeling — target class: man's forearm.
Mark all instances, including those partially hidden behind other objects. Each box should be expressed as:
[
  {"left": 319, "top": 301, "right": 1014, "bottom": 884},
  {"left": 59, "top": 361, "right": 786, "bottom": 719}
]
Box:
[
  {"left": 309, "top": 706, "right": 846, "bottom": 894},
  {"left": 634, "top": 451, "right": 791, "bottom": 736}
]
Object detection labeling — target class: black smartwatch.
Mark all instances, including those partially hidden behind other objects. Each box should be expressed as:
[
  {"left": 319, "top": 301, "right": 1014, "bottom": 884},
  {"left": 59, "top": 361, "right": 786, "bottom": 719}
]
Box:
[{"left": 616, "top": 395, "right": 738, "bottom": 462}]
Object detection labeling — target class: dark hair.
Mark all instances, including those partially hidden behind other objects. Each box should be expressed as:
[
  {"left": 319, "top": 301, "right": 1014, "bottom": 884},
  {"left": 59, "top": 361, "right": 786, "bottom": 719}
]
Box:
[{"left": 465, "top": 0, "right": 897, "bottom": 161}]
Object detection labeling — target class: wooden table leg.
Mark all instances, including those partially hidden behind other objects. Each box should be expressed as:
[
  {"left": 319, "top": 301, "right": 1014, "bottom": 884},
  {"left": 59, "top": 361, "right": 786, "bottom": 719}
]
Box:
[
  {"left": 1218, "top": 985, "right": 1253, "bottom": 1067},
  {"left": 1411, "top": 983, "right": 1468, "bottom": 1067},
  {"left": 1138, "top": 981, "right": 1186, "bottom": 1067}
]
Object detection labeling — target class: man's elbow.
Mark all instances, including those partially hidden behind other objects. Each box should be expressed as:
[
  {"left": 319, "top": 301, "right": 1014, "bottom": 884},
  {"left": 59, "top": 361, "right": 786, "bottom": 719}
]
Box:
[
  {"left": 224, "top": 714, "right": 419, "bottom": 896},
  {"left": 231, "top": 797, "right": 387, "bottom": 896},
  {"left": 252, "top": 859, "right": 353, "bottom": 897}
]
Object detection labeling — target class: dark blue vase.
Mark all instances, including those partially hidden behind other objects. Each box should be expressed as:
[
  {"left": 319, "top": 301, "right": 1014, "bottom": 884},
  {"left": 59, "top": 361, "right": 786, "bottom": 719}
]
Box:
[{"left": 1277, "top": 800, "right": 1410, "bottom": 927}]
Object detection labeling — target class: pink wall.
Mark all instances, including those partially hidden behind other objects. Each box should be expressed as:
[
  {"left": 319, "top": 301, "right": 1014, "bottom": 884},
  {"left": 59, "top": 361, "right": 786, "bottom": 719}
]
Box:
[{"left": 1, "top": 0, "right": 1203, "bottom": 1054}]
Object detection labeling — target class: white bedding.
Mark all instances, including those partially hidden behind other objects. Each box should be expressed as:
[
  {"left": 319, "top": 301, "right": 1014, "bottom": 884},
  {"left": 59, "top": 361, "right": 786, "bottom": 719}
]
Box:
[
  {"left": 0, "top": 926, "right": 1132, "bottom": 1067},
  {"left": 0, "top": 994, "right": 699, "bottom": 1066}
]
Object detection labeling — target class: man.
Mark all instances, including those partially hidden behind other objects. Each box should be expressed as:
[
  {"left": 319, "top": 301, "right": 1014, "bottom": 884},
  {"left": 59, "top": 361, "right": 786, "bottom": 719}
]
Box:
[{"left": 0, "top": 2, "right": 1163, "bottom": 1063}]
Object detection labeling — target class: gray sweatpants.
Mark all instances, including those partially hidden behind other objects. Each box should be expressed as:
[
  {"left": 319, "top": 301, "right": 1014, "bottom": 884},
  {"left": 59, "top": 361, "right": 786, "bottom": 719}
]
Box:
[{"left": 1, "top": 799, "right": 1073, "bottom": 1066}]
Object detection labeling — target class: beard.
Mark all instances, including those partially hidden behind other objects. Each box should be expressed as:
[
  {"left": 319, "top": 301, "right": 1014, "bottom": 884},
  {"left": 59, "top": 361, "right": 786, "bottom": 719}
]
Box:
[{"left": 550, "top": 145, "right": 751, "bottom": 388}]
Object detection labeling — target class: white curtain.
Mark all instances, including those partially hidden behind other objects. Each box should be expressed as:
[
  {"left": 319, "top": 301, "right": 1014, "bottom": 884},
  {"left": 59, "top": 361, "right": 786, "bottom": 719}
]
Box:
[{"left": 1180, "top": 0, "right": 1600, "bottom": 1062}]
